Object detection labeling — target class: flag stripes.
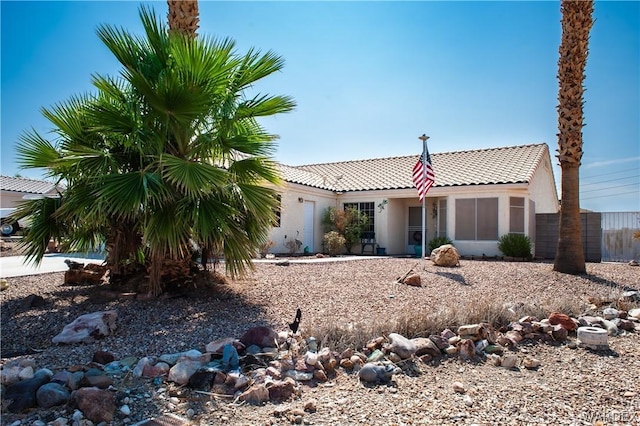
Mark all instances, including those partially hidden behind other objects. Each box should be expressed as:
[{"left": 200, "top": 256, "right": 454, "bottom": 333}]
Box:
[{"left": 412, "top": 148, "right": 435, "bottom": 201}]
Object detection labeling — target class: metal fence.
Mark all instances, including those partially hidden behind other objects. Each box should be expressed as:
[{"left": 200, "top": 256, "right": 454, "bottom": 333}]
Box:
[
  {"left": 601, "top": 212, "right": 640, "bottom": 262},
  {"left": 535, "top": 212, "right": 602, "bottom": 262},
  {"left": 535, "top": 212, "right": 640, "bottom": 263}
]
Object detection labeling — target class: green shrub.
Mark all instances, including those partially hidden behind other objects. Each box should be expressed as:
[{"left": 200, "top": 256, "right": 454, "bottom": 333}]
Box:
[
  {"left": 322, "top": 207, "right": 369, "bottom": 254},
  {"left": 498, "top": 234, "right": 532, "bottom": 258},
  {"left": 428, "top": 236, "right": 453, "bottom": 252},
  {"left": 323, "top": 231, "right": 346, "bottom": 256}
]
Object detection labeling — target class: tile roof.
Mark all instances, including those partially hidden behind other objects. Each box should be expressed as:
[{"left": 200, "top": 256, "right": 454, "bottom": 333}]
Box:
[
  {"left": 279, "top": 143, "right": 551, "bottom": 192},
  {"left": 0, "top": 175, "right": 63, "bottom": 195}
]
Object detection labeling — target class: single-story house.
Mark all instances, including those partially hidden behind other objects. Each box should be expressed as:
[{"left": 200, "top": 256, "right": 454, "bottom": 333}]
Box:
[
  {"left": 268, "top": 143, "right": 560, "bottom": 257},
  {"left": 0, "top": 175, "right": 64, "bottom": 235},
  {"left": 0, "top": 175, "right": 63, "bottom": 209}
]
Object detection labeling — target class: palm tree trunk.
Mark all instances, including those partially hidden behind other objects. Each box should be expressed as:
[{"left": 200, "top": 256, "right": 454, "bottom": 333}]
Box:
[
  {"left": 167, "top": 0, "right": 199, "bottom": 37},
  {"left": 553, "top": 0, "right": 593, "bottom": 274},
  {"left": 145, "top": 0, "right": 201, "bottom": 296}
]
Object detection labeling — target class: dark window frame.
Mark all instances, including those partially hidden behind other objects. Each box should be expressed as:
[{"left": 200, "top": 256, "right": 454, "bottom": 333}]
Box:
[{"left": 343, "top": 202, "right": 375, "bottom": 233}]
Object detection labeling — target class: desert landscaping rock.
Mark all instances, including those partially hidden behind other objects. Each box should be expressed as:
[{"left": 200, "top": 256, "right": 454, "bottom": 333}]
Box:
[{"left": 1, "top": 259, "right": 639, "bottom": 425}]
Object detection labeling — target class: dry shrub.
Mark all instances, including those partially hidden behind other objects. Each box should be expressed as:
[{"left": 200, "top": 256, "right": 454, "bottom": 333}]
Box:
[{"left": 304, "top": 293, "right": 597, "bottom": 352}]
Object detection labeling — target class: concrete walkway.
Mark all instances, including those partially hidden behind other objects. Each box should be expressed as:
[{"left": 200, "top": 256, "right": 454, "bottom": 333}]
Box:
[{"left": 0, "top": 253, "right": 106, "bottom": 278}]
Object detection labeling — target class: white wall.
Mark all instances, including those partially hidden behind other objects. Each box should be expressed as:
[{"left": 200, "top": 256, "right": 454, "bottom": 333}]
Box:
[
  {"left": 267, "top": 183, "right": 336, "bottom": 254},
  {"left": 528, "top": 154, "right": 560, "bottom": 213}
]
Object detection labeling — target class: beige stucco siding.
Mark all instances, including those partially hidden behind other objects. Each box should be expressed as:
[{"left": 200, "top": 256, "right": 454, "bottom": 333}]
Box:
[
  {"left": 528, "top": 155, "right": 560, "bottom": 214},
  {"left": 267, "top": 183, "right": 336, "bottom": 254}
]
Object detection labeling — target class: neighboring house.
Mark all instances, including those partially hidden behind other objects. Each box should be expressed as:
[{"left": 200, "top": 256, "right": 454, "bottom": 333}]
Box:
[
  {"left": 268, "top": 143, "right": 560, "bottom": 257},
  {"left": 0, "top": 175, "right": 63, "bottom": 235}
]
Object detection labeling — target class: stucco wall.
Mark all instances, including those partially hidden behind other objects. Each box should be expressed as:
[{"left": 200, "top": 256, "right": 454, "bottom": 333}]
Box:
[
  {"left": 266, "top": 183, "right": 336, "bottom": 254},
  {"left": 528, "top": 154, "right": 560, "bottom": 214}
]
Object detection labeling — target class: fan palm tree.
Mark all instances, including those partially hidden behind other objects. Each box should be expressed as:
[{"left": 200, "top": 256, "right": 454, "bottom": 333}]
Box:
[
  {"left": 167, "top": 0, "right": 199, "bottom": 37},
  {"left": 553, "top": 0, "right": 593, "bottom": 275},
  {"left": 16, "top": 6, "right": 295, "bottom": 295}
]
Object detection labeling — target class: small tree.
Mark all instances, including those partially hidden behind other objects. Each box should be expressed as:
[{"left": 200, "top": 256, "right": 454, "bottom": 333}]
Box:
[{"left": 322, "top": 207, "right": 369, "bottom": 254}]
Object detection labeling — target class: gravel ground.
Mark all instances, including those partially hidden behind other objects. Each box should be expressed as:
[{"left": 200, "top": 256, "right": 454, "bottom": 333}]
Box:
[{"left": 1, "top": 254, "right": 639, "bottom": 425}]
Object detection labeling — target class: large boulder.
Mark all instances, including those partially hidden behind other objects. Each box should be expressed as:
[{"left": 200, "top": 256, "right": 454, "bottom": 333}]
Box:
[
  {"left": 430, "top": 244, "right": 460, "bottom": 267},
  {"left": 52, "top": 310, "right": 118, "bottom": 344}
]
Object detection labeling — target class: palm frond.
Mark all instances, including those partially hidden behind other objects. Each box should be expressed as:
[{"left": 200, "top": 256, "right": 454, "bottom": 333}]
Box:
[
  {"left": 161, "top": 154, "right": 227, "bottom": 196},
  {"left": 16, "top": 130, "right": 61, "bottom": 170}
]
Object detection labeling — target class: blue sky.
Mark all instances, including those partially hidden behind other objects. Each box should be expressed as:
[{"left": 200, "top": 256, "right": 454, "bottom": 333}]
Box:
[{"left": 1, "top": 1, "right": 638, "bottom": 212}]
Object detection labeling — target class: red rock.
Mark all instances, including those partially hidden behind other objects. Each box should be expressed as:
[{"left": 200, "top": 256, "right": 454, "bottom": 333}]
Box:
[
  {"left": 239, "top": 326, "right": 278, "bottom": 348},
  {"left": 142, "top": 362, "right": 170, "bottom": 378},
  {"left": 403, "top": 274, "right": 421, "bottom": 287},
  {"left": 457, "top": 339, "right": 476, "bottom": 360},
  {"left": 238, "top": 384, "right": 269, "bottom": 405},
  {"left": 92, "top": 351, "right": 115, "bottom": 365},
  {"left": 74, "top": 387, "right": 115, "bottom": 423},
  {"left": 267, "top": 377, "right": 296, "bottom": 401},
  {"left": 548, "top": 312, "right": 577, "bottom": 331},
  {"left": 313, "top": 370, "right": 328, "bottom": 382}
]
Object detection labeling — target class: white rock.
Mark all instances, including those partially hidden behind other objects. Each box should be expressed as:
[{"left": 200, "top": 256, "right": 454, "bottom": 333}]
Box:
[
  {"left": 160, "top": 349, "right": 210, "bottom": 365},
  {"left": 463, "top": 394, "right": 474, "bottom": 407},
  {"left": 133, "top": 357, "right": 155, "bottom": 377},
  {"left": 387, "top": 333, "right": 417, "bottom": 359},
  {"left": 18, "top": 366, "right": 34, "bottom": 380},
  {"left": 52, "top": 310, "right": 118, "bottom": 344},
  {"left": 523, "top": 357, "right": 541, "bottom": 369},
  {"left": 1, "top": 366, "right": 22, "bottom": 385},
  {"left": 603, "top": 307, "right": 619, "bottom": 320},
  {"left": 453, "top": 382, "right": 466, "bottom": 394},
  {"left": 305, "top": 351, "right": 318, "bottom": 366},
  {"left": 72, "top": 409, "right": 84, "bottom": 422},
  {"left": 168, "top": 359, "right": 202, "bottom": 385},
  {"left": 501, "top": 355, "right": 519, "bottom": 369},
  {"left": 120, "top": 404, "right": 131, "bottom": 416},
  {"left": 628, "top": 308, "right": 640, "bottom": 320}
]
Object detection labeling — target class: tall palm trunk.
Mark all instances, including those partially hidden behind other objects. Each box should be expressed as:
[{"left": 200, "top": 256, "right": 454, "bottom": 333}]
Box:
[
  {"left": 167, "top": 0, "right": 199, "bottom": 37},
  {"left": 139, "top": 0, "right": 203, "bottom": 297},
  {"left": 553, "top": 0, "right": 593, "bottom": 274}
]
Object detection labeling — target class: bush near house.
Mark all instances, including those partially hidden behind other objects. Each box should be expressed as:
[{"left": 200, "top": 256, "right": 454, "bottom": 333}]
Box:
[
  {"left": 322, "top": 207, "right": 368, "bottom": 254},
  {"left": 428, "top": 236, "right": 454, "bottom": 253},
  {"left": 323, "top": 231, "right": 346, "bottom": 256},
  {"left": 498, "top": 234, "right": 532, "bottom": 259}
]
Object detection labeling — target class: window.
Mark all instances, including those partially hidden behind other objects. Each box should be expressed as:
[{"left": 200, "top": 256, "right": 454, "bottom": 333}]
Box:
[
  {"left": 273, "top": 194, "right": 281, "bottom": 227},
  {"left": 455, "top": 198, "right": 498, "bottom": 240},
  {"left": 344, "top": 202, "right": 375, "bottom": 232},
  {"left": 509, "top": 197, "right": 525, "bottom": 234}
]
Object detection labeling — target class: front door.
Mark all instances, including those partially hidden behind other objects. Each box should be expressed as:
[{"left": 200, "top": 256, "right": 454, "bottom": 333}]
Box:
[
  {"left": 303, "top": 201, "right": 315, "bottom": 253},
  {"left": 408, "top": 206, "right": 424, "bottom": 253}
]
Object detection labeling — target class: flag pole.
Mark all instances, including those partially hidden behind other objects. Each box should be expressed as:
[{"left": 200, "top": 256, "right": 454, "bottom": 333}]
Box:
[{"left": 419, "top": 134, "right": 429, "bottom": 259}]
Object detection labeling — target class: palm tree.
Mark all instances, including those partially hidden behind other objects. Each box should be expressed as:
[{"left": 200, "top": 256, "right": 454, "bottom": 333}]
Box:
[
  {"left": 16, "top": 6, "right": 295, "bottom": 295},
  {"left": 167, "top": 0, "right": 199, "bottom": 37},
  {"left": 553, "top": 0, "right": 593, "bottom": 275}
]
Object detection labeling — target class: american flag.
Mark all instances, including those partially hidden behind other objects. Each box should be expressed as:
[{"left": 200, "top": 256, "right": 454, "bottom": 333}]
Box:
[{"left": 412, "top": 147, "right": 435, "bottom": 201}]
